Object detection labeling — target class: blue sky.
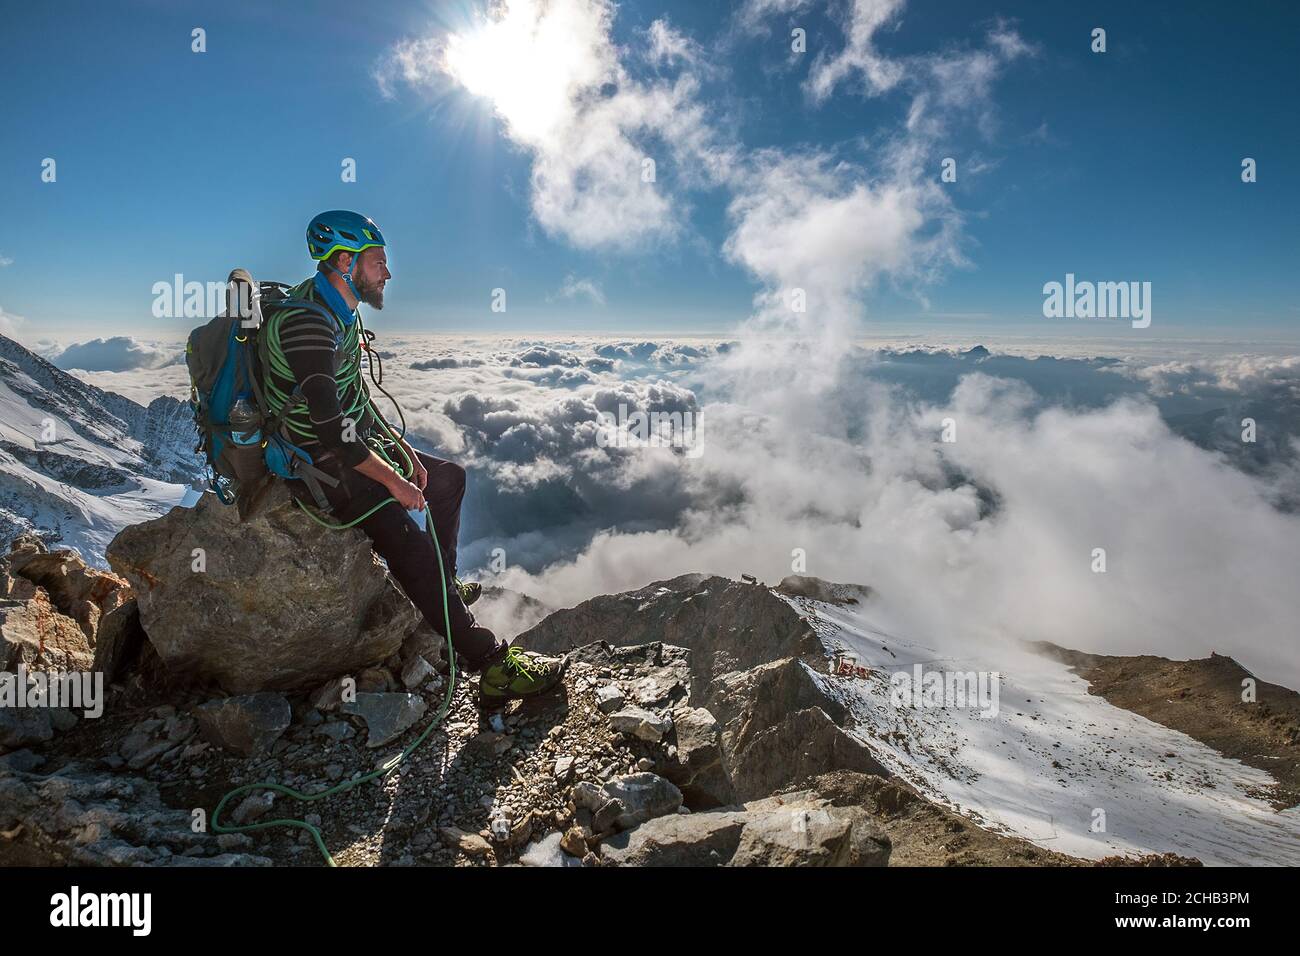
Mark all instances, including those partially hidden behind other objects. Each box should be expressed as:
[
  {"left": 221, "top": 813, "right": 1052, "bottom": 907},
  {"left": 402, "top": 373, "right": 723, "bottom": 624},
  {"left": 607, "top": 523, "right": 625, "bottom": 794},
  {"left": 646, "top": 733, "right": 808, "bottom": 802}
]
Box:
[{"left": 2, "top": 0, "right": 1298, "bottom": 343}]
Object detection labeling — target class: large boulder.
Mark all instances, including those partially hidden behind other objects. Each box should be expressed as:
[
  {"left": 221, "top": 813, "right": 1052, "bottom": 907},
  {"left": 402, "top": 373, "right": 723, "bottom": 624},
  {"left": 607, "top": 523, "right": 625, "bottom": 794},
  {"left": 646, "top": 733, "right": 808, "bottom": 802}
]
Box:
[{"left": 105, "top": 484, "right": 422, "bottom": 694}]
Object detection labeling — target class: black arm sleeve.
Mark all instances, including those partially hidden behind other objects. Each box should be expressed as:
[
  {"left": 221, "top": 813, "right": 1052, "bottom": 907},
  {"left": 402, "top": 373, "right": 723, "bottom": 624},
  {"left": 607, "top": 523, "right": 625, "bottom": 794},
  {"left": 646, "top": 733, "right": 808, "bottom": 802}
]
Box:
[{"left": 279, "top": 312, "right": 370, "bottom": 468}]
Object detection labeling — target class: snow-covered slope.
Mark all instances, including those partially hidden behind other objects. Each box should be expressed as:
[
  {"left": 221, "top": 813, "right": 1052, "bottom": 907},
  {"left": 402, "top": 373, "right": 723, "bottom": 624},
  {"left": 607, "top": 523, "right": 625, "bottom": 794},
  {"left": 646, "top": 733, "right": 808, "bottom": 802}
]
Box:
[
  {"left": 784, "top": 592, "right": 1300, "bottom": 866},
  {"left": 0, "top": 335, "right": 202, "bottom": 566}
]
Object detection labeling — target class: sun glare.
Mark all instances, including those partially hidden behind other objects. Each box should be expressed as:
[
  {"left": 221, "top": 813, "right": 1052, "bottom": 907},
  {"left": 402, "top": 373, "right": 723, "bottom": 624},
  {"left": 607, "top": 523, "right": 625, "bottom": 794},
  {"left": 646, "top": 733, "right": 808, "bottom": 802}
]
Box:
[{"left": 442, "top": 0, "right": 605, "bottom": 144}]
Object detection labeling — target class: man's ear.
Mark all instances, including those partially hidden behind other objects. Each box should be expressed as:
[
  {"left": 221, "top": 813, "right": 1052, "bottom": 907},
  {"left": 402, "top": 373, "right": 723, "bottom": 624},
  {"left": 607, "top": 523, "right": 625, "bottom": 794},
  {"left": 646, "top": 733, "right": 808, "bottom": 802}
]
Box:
[{"left": 338, "top": 252, "right": 354, "bottom": 275}]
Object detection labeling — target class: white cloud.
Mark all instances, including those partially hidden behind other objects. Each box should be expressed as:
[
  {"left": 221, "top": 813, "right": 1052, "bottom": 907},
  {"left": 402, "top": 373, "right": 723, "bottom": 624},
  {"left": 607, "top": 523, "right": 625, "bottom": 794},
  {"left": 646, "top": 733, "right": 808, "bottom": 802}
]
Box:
[
  {"left": 375, "top": 0, "right": 738, "bottom": 250},
  {"left": 51, "top": 336, "right": 181, "bottom": 372},
  {"left": 0, "top": 253, "right": 13, "bottom": 267},
  {"left": 553, "top": 274, "right": 606, "bottom": 306},
  {"left": 0, "top": 305, "right": 24, "bottom": 338},
  {"left": 806, "top": 0, "right": 907, "bottom": 102}
]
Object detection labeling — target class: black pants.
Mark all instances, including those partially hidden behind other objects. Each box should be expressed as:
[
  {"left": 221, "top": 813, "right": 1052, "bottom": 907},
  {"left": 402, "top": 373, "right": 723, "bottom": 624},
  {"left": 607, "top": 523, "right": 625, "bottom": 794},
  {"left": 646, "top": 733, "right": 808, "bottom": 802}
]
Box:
[{"left": 296, "top": 449, "right": 506, "bottom": 671}]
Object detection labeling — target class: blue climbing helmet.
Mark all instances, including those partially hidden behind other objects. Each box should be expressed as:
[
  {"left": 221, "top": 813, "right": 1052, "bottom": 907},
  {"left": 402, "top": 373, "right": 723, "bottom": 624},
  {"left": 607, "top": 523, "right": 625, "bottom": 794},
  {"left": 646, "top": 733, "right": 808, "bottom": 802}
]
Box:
[
  {"left": 307, "top": 210, "right": 386, "bottom": 301},
  {"left": 307, "top": 210, "right": 386, "bottom": 261}
]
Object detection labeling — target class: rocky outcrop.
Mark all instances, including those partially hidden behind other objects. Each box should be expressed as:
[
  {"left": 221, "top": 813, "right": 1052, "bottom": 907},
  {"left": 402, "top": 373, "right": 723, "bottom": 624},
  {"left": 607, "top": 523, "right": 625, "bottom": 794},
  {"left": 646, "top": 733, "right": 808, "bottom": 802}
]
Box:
[
  {"left": 519, "top": 575, "right": 885, "bottom": 805},
  {"left": 105, "top": 484, "right": 424, "bottom": 694},
  {"left": 522, "top": 574, "right": 823, "bottom": 694},
  {"left": 5, "top": 534, "right": 131, "bottom": 639},
  {"left": 0, "top": 534, "right": 133, "bottom": 674}
]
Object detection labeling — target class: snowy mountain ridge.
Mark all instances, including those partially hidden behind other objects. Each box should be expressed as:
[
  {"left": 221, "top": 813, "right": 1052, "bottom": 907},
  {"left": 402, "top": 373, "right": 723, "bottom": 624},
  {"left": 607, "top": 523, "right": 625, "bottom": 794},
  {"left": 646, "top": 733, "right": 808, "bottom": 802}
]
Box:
[{"left": 0, "top": 335, "right": 201, "bottom": 566}]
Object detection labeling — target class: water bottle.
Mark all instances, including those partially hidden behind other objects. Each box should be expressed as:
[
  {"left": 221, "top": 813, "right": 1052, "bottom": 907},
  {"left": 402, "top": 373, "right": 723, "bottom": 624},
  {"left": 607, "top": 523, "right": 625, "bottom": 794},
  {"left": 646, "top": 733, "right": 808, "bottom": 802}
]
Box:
[
  {"left": 229, "top": 396, "right": 261, "bottom": 445},
  {"left": 226, "top": 395, "right": 267, "bottom": 484}
]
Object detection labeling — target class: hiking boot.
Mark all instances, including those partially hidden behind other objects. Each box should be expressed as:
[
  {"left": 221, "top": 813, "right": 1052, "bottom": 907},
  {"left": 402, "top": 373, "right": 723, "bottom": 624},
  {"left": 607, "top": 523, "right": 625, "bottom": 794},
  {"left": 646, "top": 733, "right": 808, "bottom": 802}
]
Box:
[
  {"left": 456, "top": 578, "right": 482, "bottom": 607},
  {"left": 478, "top": 646, "right": 564, "bottom": 709}
]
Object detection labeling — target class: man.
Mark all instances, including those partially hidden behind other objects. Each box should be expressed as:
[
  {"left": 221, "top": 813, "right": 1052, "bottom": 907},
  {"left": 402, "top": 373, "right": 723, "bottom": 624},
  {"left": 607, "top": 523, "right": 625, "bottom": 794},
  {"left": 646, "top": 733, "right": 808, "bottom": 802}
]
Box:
[{"left": 258, "top": 210, "right": 563, "bottom": 708}]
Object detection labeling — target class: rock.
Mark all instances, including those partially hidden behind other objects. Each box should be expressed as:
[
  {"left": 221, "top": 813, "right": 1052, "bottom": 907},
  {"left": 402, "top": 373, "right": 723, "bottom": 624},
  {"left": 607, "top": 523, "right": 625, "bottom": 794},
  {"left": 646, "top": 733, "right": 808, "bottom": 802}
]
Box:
[
  {"left": 710, "top": 658, "right": 888, "bottom": 801},
  {"left": 609, "top": 706, "right": 672, "bottom": 743},
  {"left": 341, "top": 693, "right": 426, "bottom": 748},
  {"left": 729, "top": 805, "right": 890, "bottom": 867},
  {"left": 438, "top": 826, "right": 492, "bottom": 856},
  {"left": 0, "top": 760, "right": 272, "bottom": 866},
  {"left": 571, "top": 781, "right": 604, "bottom": 811},
  {"left": 90, "top": 599, "right": 146, "bottom": 685},
  {"left": 126, "top": 740, "right": 172, "bottom": 771},
  {"left": 560, "top": 827, "right": 590, "bottom": 856},
  {"left": 5, "top": 540, "right": 131, "bottom": 640},
  {"left": 601, "top": 811, "right": 750, "bottom": 866},
  {"left": 592, "top": 798, "right": 626, "bottom": 834},
  {"left": 600, "top": 801, "right": 890, "bottom": 867},
  {"left": 230, "top": 792, "right": 276, "bottom": 826},
  {"left": 595, "top": 684, "right": 625, "bottom": 713},
  {"left": 309, "top": 676, "right": 352, "bottom": 712},
  {"left": 48, "top": 708, "right": 79, "bottom": 733},
  {"left": 356, "top": 667, "right": 394, "bottom": 693},
  {"left": 660, "top": 706, "right": 734, "bottom": 808},
  {"left": 775, "top": 575, "right": 872, "bottom": 606},
  {"left": 0, "top": 707, "right": 53, "bottom": 749},
  {"left": 105, "top": 483, "right": 423, "bottom": 693},
  {"left": 194, "top": 693, "right": 291, "bottom": 756},
  {"left": 519, "top": 831, "right": 583, "bottom": 867},
  {"left": 314, "top": 721, "right": 353, "bottom": 742},
  {"left": 553, "top": 755, "right": 575, "bottom": 781},
  {"left": 0, "top": 749, "right": 45, "bottom": 772},
  {"left": 0, "top": 588, "right": 94, "bottom": 672},
  {"left": 400, "top": 654, "right": 434, "bottom": 690},
  {"left": 599, "top": 773, "right": 683, "bottom": 830}
]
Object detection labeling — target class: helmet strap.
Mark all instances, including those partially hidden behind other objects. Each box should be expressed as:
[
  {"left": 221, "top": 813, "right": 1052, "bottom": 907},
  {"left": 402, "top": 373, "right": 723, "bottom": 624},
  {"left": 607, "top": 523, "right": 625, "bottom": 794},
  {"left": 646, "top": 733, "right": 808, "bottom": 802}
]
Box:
[{"left": 320, "top": 255, "right": 362, "bottom": 303}]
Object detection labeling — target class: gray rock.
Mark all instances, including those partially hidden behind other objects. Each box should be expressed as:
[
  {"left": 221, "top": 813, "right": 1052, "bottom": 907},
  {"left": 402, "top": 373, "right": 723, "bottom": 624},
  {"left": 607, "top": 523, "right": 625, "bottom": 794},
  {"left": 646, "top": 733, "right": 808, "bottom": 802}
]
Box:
[
  {"left": 592, "top": 799, "right": 626, "bottom": 833},
  {"left": 341, "top": 692, "right": 426, "bottom": 748},
  {"left": 105, "top": 483, "right": 423, "bottom": 694},
  {"left": 48, "top": 707, "right": 79, "bottom": 733},
  {"left": 595, "top": 684, "right": 625, "bottom": 713},
  {"left": 608, "top": 706, "right": 672, "bottom": 742},
  {"left": 661, "top": 706, "right": 733, "bottom": 808},
  {"left": 230, "top": 792, "right": 277, "bottom": 826},
  {"left": 599, "top": 773, "right": 683, "bottom": 830},
  {"left": 194, "top": 693, "right": 291, "bottom": 756},
  {"left": 601, "top": 811, "right": 750, "bottom": 866},
  {"left": 400, "top": 654, "right": 435, "bottom": 690},
  {"left": 571, "top": 781, "right": 604, "bottom": 811},
  {"left": 309, "top": 676, "right": 353, "bottom": 712},
  {"left": 314, "top": 721, "right": 353, "bottom": 741},
  {"left": 729, "top": 804, "right": 890, "bottom": 867},
  {"left": 0, "top": 749, "right": 45, "bottom": 772},
  {"left": 0, "top": 706, "right": 53, "bottom": 749},
  {"left": 126, "top": 740, "right": 173, "bottom": 771}
]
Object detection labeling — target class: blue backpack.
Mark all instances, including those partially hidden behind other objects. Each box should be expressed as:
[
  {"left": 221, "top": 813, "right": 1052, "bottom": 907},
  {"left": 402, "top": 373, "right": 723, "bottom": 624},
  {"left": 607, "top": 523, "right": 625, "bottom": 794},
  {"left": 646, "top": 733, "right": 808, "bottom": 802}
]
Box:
[{"left": 185, "top": 269, "right": 340, "bottom": 510}]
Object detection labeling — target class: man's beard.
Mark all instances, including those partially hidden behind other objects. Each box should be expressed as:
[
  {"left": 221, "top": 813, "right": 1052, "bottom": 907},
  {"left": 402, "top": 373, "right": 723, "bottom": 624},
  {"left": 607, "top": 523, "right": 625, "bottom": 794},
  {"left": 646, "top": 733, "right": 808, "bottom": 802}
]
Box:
[{"left": 355, "top": 276, "right": 385, "bottom": 309}]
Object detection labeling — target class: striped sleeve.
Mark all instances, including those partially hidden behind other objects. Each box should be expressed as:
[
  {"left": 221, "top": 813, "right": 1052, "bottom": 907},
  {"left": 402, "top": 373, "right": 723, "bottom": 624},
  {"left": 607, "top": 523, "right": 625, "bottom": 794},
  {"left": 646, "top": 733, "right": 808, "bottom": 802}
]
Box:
[{"left": 277, "top": 311, "right": 369, "bottom": 468}]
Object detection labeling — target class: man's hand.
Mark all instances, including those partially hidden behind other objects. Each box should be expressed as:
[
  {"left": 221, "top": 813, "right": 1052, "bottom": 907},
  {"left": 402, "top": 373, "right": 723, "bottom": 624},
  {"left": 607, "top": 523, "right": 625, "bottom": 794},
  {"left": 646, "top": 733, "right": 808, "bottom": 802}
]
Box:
[
  {"left": 386, "top": 475, "right": 425, "bottom": 510},
  {"left": 408, "top": 451, "right": 428, "bottom": 491}
]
